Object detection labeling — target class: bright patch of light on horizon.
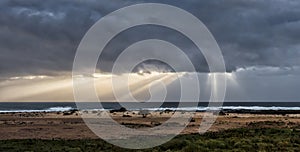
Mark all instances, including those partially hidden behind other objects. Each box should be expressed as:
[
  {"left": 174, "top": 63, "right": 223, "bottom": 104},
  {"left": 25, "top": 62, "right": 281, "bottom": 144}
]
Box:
[
  {"left": 208, "top": 72, "right": 234, "bottom": 78},
  {"left": 138, "top": 70, "right": 144, "bottom": 75},
  {"left": 9, "top": 75, "right": 50, "bottom": 80},
  {"left": 92, "top": 73, "right": 103, "bottom": 78},
  {"left": 226, "top": 72, "right": 233, "bottom": 77}
]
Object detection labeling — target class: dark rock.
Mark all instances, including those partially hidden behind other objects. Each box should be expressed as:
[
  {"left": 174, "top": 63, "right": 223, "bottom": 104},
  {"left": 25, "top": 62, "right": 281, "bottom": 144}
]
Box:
[
  {"left": 122, "top": 114, "right": 132, "bottom": 117},
  {"left": 110, "top": 107, "right": 127, "bottom": 113}
]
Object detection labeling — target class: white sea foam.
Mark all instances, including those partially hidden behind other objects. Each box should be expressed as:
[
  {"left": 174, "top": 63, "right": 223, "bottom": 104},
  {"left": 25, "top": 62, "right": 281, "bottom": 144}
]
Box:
[
  {"left": 0, "top": 106, "right": 74, "bottom": 113},
  {"left": 138, "top": 106, "right": 300, "bottom": 111},
  {"left": 1, "top": 106, "right": 300, "bottom": 113}
]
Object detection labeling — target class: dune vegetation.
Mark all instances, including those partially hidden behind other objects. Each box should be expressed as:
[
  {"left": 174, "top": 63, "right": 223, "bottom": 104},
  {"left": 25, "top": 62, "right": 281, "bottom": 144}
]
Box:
[{"left": 0, "top": 127, "right": 300, "bottom": 152}]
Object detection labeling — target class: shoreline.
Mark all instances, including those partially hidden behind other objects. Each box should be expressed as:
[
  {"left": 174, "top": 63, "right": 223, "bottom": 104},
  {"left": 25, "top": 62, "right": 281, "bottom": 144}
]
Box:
[{"left": 2, "top": 108, "right": 300, "bottom": 114}]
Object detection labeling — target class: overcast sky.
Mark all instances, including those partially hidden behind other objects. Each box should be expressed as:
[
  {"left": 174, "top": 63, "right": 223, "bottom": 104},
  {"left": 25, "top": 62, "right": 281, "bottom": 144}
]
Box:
[{"left": 0, "top": 0, "right": 300, "bottom": 101}]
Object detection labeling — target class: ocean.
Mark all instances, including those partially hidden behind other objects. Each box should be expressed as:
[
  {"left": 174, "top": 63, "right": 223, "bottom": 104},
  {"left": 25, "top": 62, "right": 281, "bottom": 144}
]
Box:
[{"left": 0, "top": 102, "right": 300, "bottom": 113}]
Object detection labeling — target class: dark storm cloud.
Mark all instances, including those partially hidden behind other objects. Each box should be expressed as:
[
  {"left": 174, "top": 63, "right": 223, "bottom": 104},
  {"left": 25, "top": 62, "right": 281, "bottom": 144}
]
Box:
[
  {"left": 0, "top": 0, "right": 129, "bottom": 76},
  {"left": 0, "top": 0, "right": 300, "bottom": 76}
]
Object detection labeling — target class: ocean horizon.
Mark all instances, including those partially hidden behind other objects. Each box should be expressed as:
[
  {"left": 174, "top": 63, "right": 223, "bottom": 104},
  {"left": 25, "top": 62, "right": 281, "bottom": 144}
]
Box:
[{"left": 0, "top": 102, "right": 300, "bottom": 113}]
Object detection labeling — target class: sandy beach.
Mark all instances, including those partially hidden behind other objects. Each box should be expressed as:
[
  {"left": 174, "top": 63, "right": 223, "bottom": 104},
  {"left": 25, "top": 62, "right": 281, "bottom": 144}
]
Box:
[{"left": 0, "top": 110, "right": 300, "bottom": 140}]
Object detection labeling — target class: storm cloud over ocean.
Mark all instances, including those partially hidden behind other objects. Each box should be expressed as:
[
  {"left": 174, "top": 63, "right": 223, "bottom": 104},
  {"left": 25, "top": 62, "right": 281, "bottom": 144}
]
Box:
[{"left": 0, "top": 0, "right": 300, "bottom": 101}]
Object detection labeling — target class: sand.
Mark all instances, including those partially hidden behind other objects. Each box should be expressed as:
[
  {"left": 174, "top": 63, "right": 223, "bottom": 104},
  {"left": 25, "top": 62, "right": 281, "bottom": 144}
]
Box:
[{"left": 0, "top": 111, "right": 299, "bottom": 140}]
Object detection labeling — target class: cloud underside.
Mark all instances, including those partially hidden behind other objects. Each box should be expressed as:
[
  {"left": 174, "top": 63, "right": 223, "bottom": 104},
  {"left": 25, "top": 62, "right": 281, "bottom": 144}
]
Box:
[{"left": 0, "top": 0, "right": 300, "bottom": 77}]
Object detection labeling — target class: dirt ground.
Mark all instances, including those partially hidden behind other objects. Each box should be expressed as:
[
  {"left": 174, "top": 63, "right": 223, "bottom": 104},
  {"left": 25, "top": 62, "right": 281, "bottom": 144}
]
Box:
[{"left": 0, "top": 111, "right": 299, "bottom": 140}]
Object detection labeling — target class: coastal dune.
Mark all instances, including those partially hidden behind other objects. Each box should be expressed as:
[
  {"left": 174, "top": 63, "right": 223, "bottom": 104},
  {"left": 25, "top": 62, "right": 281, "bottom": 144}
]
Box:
[{"left": 0, "top": 110, "right": 300, "bottom": 140}]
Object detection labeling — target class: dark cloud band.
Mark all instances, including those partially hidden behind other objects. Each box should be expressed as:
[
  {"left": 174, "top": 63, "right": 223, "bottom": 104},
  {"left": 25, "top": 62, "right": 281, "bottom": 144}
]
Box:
[{"left": 0, "top": 0, "right": 299, "bottom": 76}]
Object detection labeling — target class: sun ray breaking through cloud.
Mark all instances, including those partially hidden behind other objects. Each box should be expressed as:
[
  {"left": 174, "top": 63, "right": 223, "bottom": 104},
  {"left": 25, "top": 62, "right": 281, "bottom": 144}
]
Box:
[{"left": 0, "top": 73, "right": 185, "bottom": 102}]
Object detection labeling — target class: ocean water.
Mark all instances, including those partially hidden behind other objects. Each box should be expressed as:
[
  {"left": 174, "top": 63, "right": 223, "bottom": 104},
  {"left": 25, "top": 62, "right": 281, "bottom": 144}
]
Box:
[{"left": 0, "top": 102, "right": 300, "bottom": 113}]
